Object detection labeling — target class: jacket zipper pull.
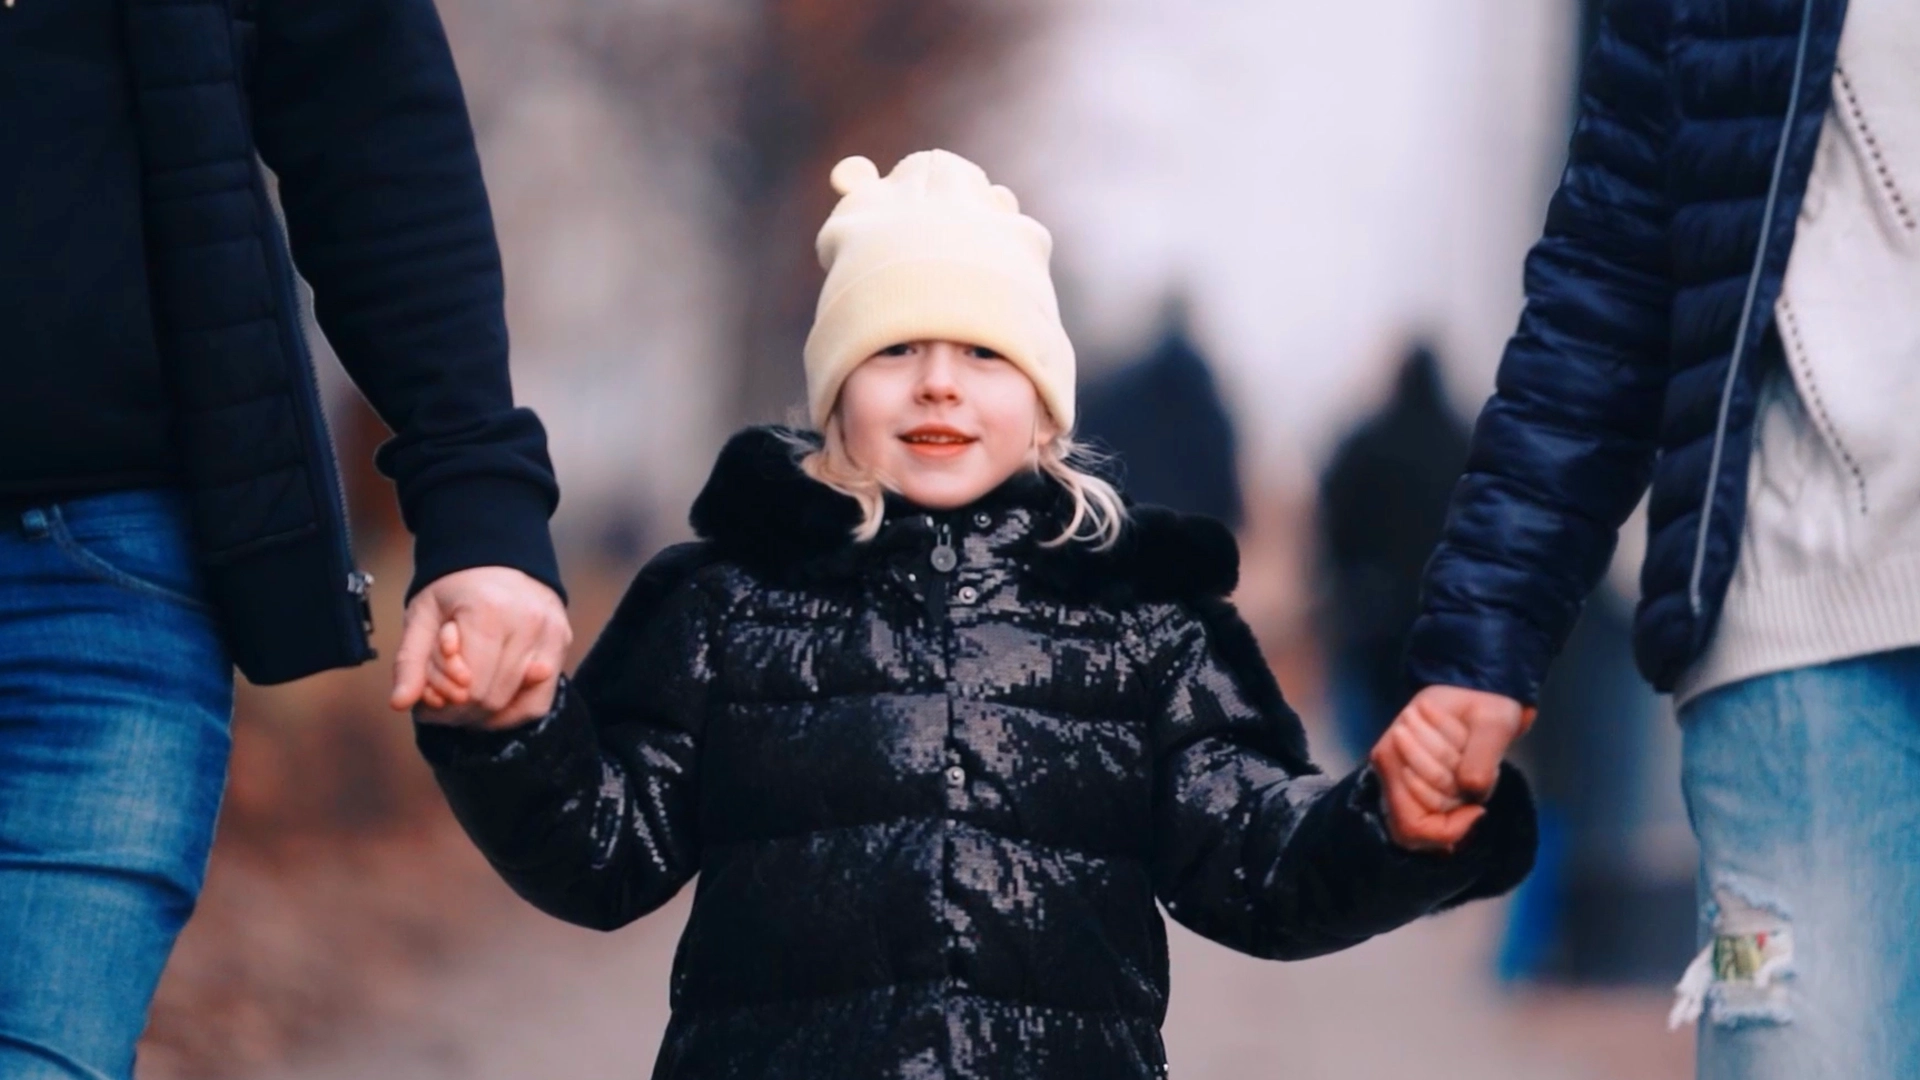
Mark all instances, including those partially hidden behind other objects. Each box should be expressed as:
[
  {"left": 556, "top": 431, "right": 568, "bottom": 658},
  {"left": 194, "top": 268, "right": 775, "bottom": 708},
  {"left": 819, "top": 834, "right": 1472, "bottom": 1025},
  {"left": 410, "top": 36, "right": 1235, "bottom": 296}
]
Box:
[{"left": 348, "top": 570, "right": 376, "bottom": 642}]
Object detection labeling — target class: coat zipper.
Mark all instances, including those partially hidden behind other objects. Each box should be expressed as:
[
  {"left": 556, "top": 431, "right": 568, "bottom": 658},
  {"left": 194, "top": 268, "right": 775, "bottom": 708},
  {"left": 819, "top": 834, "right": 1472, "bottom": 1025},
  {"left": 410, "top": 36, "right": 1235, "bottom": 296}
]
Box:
[
  {"left": 926, "top": 518, "right": 955, "bottom": 623},
  {"left": 228, "top": 9, "right": 372, "bottom": 648},
  {"left": 1687, "top": 0, "right": 1819, "bottom": 618},
  {"left": 256, "top": 165, "right": 376, "bottom": 649}
]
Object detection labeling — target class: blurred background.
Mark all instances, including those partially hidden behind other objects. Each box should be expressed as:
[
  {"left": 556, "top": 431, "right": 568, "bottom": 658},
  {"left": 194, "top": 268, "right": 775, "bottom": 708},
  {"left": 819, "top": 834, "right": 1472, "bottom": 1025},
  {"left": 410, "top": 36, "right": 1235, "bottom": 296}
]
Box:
[{"left": 136, "top": 1, "right": 1701, "bottom": 1076}]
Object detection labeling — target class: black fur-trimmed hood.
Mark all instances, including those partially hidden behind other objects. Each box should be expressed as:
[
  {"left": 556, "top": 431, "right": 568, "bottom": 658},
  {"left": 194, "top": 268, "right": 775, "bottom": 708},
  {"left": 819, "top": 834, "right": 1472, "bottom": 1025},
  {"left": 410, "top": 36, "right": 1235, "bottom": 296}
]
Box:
[{"left": 687, "top": 427, "right": 1239, "bottom": 604}]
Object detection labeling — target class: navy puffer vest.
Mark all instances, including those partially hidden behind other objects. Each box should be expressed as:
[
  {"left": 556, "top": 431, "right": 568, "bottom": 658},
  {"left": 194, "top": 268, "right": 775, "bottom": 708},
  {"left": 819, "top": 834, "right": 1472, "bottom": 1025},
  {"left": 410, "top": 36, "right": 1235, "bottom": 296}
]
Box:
[{"left": 1410, "top": 0, "right": 1849, "bottom": 699}]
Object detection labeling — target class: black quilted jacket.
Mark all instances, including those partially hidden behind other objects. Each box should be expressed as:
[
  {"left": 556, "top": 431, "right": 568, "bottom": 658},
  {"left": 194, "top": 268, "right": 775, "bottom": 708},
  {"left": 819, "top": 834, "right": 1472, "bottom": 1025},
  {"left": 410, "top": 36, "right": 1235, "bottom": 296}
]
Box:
[{"left": 419, "top": 428, "right": 1536, "bottom": 1079}]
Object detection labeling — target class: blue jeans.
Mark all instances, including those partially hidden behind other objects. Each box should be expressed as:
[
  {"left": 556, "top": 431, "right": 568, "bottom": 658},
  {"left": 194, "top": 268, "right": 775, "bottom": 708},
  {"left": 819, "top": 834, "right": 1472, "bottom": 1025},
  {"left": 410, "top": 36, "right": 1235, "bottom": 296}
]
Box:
[
  {"left": 1680, "top": 648, "right": 1920, "bottom": 1080},
  {"left": 0, "top": 490, "right": 233, "bottom": 1080}
]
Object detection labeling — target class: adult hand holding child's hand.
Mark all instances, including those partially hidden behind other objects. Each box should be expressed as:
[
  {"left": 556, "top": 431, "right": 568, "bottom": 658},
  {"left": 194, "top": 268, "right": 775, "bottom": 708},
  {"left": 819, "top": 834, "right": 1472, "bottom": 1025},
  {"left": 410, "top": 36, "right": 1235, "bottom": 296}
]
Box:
[
  {"left": 390, "top": 566, "right": 571, "bottom": 730},
  {"left": 1369, "top": 685, "right": 1534, "bottom": 853}
]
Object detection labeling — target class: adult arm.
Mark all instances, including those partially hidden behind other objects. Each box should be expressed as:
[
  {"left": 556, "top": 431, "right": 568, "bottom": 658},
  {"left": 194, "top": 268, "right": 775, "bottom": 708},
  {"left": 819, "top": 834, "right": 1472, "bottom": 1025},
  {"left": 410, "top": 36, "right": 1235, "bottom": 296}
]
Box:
[
  {"left": 1406, "top": 0, "right": 1675, "bottom": 705},
  {"left": 252, "top": 0, "right": 561, "bottom": 601}
]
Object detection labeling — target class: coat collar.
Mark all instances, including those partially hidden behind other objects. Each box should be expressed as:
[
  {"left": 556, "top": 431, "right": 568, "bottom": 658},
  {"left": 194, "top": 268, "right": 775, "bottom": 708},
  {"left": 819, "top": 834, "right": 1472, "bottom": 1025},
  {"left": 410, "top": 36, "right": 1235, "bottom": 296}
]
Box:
[{"left": 688, "top": 427, "right": 1239, "bottom": 603}]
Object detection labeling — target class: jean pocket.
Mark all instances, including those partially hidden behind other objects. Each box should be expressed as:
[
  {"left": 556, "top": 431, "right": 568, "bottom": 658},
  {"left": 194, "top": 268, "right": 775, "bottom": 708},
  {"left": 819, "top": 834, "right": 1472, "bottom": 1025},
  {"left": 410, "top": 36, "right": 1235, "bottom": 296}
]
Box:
[{"left": 47, "top": 503, "right": 213, "bottom": 613}]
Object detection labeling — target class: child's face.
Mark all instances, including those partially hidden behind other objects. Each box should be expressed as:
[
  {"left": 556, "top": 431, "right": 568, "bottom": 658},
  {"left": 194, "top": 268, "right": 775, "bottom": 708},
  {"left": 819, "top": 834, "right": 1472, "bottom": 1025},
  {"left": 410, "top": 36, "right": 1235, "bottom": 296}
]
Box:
[{"left": 837, "top": 340, "right": 1059, "bottom": 511}]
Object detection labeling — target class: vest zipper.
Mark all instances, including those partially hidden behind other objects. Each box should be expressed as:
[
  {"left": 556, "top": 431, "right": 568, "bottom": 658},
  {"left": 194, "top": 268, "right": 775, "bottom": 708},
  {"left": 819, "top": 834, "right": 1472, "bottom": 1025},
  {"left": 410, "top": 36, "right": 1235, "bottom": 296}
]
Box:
[{"left": 1687, "top": 0, "right": 1819, "bottom": 619}]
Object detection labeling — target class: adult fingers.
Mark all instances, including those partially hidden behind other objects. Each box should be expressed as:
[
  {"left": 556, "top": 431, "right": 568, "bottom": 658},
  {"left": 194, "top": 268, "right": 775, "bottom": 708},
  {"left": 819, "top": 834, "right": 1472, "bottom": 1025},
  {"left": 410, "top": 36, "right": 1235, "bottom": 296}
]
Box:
[
  {"left": 1405, "top": 711, "right": 1459, "bottom": 768},
  {"left": 520, "top": 614, "right": 572, "bottom": 689},
  {"left": 452, "top": 609, "right": 508, "bottom": 712},
  {"left": 1371, "top": 740, "right": 1451, "bottom": 851},
  {"left": 1392, "top": 745, "right": 1468, "bottom": 816},
  {"left": 1389, "top": 725, "right": 1463, "bottom": 804},
  {"left": 1456, "top": 708, "right": 1519, "bottom": 804},
  {"left": 1401, "top": 713, "right": 1466, "bottom": 770},
  {"left": 1411, "top": 698, "right": 1471, "bottom": 752},
  {"left": 478, "top": 624, "right": 535, "bottom": 713},
  {"left": 389, "top": 597, "right": 442, "bottom": 711},
  {"left": 482, "top": 671, "right": 561, "bottom": 731}
]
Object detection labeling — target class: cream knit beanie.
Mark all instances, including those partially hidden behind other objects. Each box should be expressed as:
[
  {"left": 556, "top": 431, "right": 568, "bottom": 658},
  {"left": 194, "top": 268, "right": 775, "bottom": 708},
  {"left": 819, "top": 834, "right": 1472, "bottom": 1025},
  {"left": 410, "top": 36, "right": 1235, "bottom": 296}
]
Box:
[{"left": 803, "top": 150, "right": 1076, "bottom": 431}]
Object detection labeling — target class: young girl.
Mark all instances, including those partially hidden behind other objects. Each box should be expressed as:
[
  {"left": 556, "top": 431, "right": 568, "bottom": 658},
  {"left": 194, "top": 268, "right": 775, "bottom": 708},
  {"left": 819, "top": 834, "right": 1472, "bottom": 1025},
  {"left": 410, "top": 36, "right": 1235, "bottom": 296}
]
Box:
[{"left": 414, "top": 150, "right": 1536, "bottom": 1079}]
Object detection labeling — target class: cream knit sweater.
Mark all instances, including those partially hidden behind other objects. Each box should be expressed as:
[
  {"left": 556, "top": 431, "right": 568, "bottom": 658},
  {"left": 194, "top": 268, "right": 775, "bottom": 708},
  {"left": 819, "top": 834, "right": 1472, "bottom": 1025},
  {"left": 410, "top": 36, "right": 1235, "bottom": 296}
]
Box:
[{"left": 1679, "top": 0, "right": 1920, "bottom": 703}]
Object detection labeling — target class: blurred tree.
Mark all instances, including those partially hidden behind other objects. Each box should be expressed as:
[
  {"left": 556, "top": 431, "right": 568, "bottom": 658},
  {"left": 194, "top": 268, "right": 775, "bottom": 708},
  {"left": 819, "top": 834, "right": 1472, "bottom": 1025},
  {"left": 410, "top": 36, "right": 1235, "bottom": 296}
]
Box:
[
  {"left": 561, "top": 0, "right": 1037, "bottom": 426},
  {"left": 718, "top": 0, "right": 1036, "bottom": 424}
]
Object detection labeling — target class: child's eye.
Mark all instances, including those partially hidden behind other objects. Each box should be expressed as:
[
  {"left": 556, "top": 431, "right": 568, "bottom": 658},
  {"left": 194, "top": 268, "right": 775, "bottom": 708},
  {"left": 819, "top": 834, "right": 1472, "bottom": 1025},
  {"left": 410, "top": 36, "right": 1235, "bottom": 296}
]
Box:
[
  {"left": 878, "top": 343, "right": 915, "bottom": 357},
  {"left": 967, "top": 346, "right": 1005, "bottom": 361}
]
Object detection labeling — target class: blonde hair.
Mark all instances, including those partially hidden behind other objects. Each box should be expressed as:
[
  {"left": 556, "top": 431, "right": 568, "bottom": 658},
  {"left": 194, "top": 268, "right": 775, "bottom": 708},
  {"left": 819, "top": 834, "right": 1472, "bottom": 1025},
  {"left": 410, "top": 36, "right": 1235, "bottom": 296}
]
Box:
[{"left": 784, "top": 416, "right": 1127, "bottom": 550}]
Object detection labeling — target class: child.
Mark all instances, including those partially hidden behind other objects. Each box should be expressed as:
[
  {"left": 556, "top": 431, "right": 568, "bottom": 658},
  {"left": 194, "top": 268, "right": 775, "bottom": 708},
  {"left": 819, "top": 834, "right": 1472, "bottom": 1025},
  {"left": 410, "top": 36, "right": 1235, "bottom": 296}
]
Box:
[{"left": 414, "top": 150, "right": 1536, "bottom": 1079}]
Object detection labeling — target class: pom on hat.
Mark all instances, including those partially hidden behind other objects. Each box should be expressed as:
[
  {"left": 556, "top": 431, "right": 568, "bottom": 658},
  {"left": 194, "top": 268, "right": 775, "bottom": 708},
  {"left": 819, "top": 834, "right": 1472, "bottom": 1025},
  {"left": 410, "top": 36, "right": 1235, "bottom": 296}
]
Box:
[{"left": 803, "top": 150, "right": 1076, "bottom": 431}]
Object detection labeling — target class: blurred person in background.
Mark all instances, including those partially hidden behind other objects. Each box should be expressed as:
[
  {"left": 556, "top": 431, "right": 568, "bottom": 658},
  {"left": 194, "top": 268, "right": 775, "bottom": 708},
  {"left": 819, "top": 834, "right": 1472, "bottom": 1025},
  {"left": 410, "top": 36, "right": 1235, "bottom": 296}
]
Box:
[
  {"left": 1380, "top": 1, "right": 1920, "bottom": 1076},
  {"left": 1321, "top": 346, "right": 1686, "bottom": 986},
  {"left": 1317, "top": 343, "right": 1469, "bottom": 760},
  {"left": 411, "top": 150, "right": 1537, "bottom": 1080},
  {"left": 0, "top": 0, "right": 568, "bottom": 1075},
  {"left": 1077, "top": 315, "right": 1244, "bottom": 531}
]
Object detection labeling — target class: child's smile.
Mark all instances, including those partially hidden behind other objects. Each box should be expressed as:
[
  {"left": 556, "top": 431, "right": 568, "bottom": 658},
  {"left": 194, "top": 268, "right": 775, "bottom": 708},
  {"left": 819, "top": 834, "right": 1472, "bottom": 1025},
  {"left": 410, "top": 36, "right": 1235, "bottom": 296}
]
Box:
[
  {"left": 837, "top": 339, "right": 1058, "bottom": 510},
  {"left": 899, "top": 423, "right": 978, "bottom": 459}
]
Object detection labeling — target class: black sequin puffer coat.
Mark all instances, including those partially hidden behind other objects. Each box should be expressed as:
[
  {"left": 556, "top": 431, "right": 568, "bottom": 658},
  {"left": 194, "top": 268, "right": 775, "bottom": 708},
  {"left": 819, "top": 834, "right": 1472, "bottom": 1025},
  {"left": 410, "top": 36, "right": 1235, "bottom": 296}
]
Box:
[{"left": 418, "top": 427, "right": 1537, "bottom": 1079}]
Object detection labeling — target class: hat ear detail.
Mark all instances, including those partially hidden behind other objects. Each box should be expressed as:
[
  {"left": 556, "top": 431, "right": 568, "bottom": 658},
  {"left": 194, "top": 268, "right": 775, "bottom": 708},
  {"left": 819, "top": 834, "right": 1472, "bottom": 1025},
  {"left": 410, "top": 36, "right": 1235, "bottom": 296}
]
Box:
[{"left": 830, "top": 155, "right": 882, "bottom": 196}]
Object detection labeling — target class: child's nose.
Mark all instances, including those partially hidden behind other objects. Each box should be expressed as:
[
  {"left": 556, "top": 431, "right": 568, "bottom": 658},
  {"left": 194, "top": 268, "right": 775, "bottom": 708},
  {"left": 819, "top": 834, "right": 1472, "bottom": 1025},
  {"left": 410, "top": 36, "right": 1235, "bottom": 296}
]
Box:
[{"left": 914, "top": 345, "right": 963, "bottom": 401}]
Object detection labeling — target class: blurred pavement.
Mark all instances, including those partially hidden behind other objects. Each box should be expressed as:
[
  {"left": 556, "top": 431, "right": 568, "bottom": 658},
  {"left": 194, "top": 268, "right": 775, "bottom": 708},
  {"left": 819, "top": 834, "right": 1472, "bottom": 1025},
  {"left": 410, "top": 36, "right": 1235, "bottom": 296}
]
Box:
[{"left": 266, "top": 892, "right": 1693, "bottom": 1080}]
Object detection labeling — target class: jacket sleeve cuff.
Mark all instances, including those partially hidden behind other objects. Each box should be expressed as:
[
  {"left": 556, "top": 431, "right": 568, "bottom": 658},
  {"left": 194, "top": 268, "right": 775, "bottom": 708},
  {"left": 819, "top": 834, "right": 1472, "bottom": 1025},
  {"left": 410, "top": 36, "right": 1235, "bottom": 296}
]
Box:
[
  {"left": 405, "top": 473, "right": 565, "bottom": 604},
  {"left": 1342, "top": 760, "right": 1538, "bottom": 910},
  {"left": 1404, "top": 609, "right": 1556, "bottom": 705},
  {"left": 1434, "top": 762, "right": 1539, "bottom": 909}
]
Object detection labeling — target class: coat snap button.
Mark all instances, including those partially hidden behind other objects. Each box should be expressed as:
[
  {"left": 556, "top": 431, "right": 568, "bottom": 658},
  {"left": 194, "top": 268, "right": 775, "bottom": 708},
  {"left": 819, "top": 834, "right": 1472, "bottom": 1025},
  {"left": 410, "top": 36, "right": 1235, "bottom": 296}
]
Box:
[
  {"left": 973, "top": 512, "right": 991, "bottom": 528},
  {"left": 945, "top": 765, "right": 965, "bottom": 787},
  {"left": 956, "top": 586, "right": 978, "bottom": 604},
  {"left": 930, "top": 546, "right": 958, "bottom": 573}
]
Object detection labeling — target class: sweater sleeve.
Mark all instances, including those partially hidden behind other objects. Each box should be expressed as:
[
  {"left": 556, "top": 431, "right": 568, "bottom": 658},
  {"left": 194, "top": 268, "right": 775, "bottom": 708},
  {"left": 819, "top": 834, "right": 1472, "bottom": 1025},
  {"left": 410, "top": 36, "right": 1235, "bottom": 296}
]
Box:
[
  {"left": 1405, "top": 0, "right": 1674, "bottom": 703},
  {"left": 252, "top": 0, "right": 561, "bottom": 601},
  {"left": 415, "top": 547, "right": 719, "bottom": 930},
  {"left": 1149, "top": 600, "right": 1537, "bottom": 961}
]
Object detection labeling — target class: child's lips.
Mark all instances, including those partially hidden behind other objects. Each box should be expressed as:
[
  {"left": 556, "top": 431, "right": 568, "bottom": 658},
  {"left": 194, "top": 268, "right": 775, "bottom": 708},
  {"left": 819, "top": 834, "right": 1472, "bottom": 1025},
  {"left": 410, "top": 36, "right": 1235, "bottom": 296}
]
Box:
[{"left": 900, "top": 428, "right": 977, "bottom": 457}]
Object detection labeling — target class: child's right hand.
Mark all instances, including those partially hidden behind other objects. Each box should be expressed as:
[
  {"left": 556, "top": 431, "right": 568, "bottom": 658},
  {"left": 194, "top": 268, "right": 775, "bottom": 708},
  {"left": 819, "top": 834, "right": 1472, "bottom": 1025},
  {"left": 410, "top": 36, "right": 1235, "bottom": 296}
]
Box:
[{"left": 414, "top": 621, "right": 561, "bottom": 730}]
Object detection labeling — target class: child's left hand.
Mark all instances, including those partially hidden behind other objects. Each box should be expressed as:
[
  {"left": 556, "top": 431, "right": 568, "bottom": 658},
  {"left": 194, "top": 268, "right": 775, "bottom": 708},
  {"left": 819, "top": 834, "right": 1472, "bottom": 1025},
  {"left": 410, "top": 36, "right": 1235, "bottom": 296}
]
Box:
[
  {"left": 1368, "top": 704, "right": 1488, "bottom": 854},
  {"left": 419, "top": 620, "right": 475, "bottom": 711},
  {"left": 415, "top": 621, "right": 560, "bottom": 730}
]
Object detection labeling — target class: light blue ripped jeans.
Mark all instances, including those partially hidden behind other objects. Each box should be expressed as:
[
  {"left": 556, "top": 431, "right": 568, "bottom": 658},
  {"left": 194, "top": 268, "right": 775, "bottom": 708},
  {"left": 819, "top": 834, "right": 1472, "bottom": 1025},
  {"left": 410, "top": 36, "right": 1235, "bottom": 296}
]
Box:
[{"left": 1679, "top": 647, "right": 1920, "bottom": 1080}]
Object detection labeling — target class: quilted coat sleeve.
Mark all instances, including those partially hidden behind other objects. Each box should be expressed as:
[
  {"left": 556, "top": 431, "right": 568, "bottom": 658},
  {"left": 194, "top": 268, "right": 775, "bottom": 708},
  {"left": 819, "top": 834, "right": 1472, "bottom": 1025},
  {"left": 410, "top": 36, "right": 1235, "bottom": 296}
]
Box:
[
  {"left": 1406, "top": 0, "right": 1674, "bottom": 704},
  {"left": 415, "top": 545, "right": 718, "bottom": 931},
  {"left": 1149, "top": 600, "right": 1536, "bottom": 962},
  {"left": 253, "top": 0, "right": 562, "bottom": 602}
]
